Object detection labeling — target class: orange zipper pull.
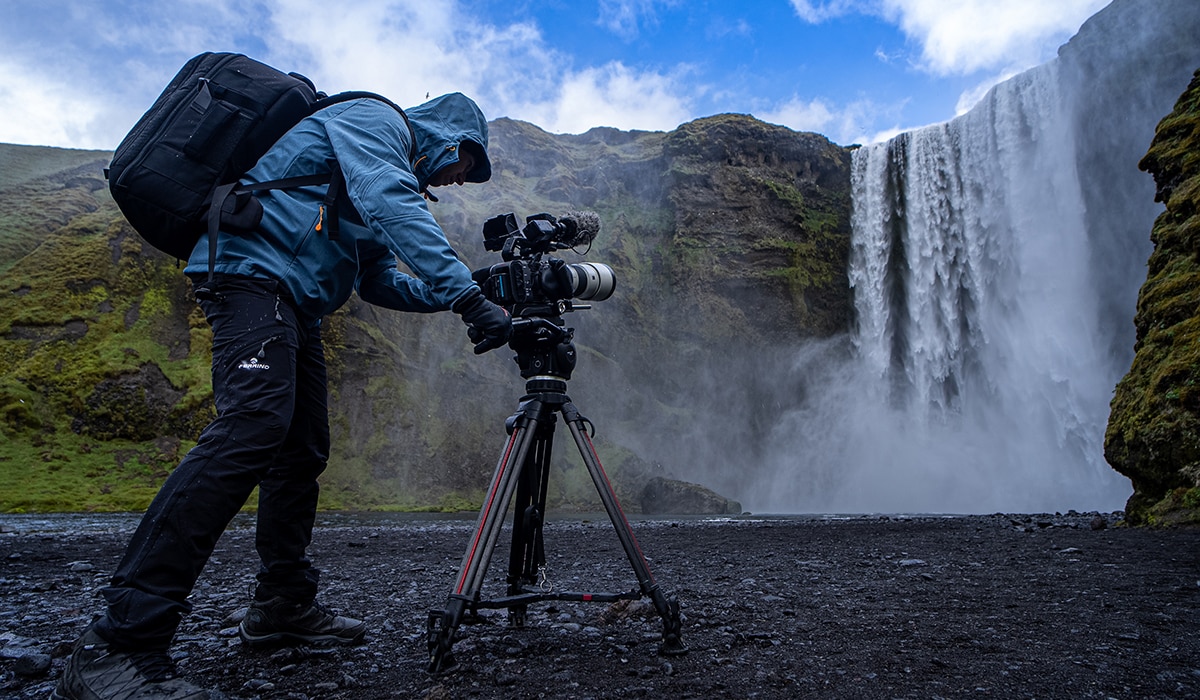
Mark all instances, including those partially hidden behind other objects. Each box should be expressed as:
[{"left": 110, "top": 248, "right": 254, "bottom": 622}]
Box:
[{"left": 316, "top": 205, "right": 325, "bottom": 232}]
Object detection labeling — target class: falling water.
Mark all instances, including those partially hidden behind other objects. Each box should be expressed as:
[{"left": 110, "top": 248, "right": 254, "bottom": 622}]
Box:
[
  {"left": 736, "top": 0, "right": 1200, "bottom": 514},
  {"left": 842, "top": 61, "right": 1124, "bottom": 511}
]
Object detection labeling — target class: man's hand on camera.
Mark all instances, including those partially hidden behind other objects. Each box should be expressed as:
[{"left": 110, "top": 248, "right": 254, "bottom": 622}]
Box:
[{"left": 453, "top": 289, "right": 512, "bottom": 354}]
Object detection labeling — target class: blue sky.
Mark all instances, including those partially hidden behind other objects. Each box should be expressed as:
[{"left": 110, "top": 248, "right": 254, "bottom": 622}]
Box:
[{"left": 0, "top": 0, "right": 1109, "bottom": 150}]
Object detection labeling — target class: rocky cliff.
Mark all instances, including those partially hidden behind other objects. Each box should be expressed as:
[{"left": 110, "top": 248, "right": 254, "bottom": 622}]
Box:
[
  {"left": 1105, "top": 70, "right": 1200, "bottom": 526},
  {"left": 0, "top": 116, "right": 853, "bottom": 512}
]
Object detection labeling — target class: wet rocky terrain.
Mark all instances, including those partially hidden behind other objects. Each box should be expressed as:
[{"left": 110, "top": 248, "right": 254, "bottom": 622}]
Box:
[{"left": 1, "top": 512, "right": 1198, "bottom": 699}]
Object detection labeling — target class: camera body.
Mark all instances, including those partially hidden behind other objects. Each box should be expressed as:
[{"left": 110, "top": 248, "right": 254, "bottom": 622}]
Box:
[{"left": 474, "top": 212, "right": 615, "bottom": 318}]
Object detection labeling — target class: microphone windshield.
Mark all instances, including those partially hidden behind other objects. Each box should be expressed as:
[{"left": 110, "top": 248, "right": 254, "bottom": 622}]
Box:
[{"left": 559, "top": 210, "right": 601, "bottom": 248}]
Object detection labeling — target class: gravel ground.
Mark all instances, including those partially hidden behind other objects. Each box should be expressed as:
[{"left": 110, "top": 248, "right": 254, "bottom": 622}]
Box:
[{"left": 1, "top": 511, "right": 1198, "bottom": 699}]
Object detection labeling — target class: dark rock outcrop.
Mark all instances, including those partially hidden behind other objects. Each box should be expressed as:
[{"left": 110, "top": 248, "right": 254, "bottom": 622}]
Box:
[{"left": 639, "top": 477, "right": 742, "bottom": 515}]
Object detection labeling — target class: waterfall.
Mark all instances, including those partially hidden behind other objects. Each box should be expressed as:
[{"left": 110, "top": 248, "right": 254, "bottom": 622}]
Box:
[
  {"left": 743, "top": 63, "right": 1130, "bottom": 513},
  {"left": 838, "top": 61, "right": 1126, "bottom": 512},
  {"left": 738, "top": 0, "right": 1200, "bottom": 514}
]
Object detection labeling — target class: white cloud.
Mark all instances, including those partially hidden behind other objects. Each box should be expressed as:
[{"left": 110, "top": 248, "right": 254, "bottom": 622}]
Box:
[
  {"left": 791, "top": 0, "right": 1109, "bottom": 77},
  {"left": 256, "top": 0, "right": 510, "bottom": 102},
  {"left": 760, "top": 97, "right": 836, "bottom": 134},
  {"left": 0, "top": 0, "right": 291, "bottom": 149},
  {"left": 788, "top": 1, "right": 869, "bottom": 24},
  {"left": 878, "top": 0, "right": 1111, "bottom": 76},
  {"left": 875, "top": 0, "right": 1109, "bottom": 123},
  {"left": 522, "top": 63, "right": 694, "bottom": 134},
  {"left": 0, "top": 58, "right": 131, "bottom": 150},
  {"left": 762, "top": 94, "right": 911, "bottom": 146},
  {"left": 596, "top": 0, "right": 682, "bottom": 38},
  {"left": 787, "top": 0, "right": 1110, "bottom": 136},
  {"left": 259, "top": 0, "right": 693, "bottom": 134},
  {"left": 0, "top": 0, "right": 1113, "bottom": 149},
  {"left": 0, "top": 0, "right": 703, "bottom": 148}
]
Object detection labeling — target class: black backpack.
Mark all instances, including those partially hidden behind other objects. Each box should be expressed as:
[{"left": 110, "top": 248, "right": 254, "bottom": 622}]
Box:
[{"left": 106, "top": 52, "right": 414, "bottom": 296}]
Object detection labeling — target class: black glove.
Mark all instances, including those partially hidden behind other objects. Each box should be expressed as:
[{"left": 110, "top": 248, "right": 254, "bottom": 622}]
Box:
[{"left": 453, "top": 289, "right": 512, "bottom": 354}]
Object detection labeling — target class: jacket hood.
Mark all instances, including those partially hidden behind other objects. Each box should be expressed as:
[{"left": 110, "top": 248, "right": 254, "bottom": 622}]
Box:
[{"left": 406, "top": 92, "right": 492, "bottom": 189}]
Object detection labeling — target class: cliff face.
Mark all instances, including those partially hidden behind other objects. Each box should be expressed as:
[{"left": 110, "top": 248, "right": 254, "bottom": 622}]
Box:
[
  {"left": 661, "top": 115, "right": 852, "bottom": 340},
  {"left": 0, "top": 116, "right": 853, "bottom": 512},
  {"left": 1105, "top": 70, "right": 1200, "bottom": 525},
  {"left": 1058, "top": 0, "right": 1200, "bottom": 363}
]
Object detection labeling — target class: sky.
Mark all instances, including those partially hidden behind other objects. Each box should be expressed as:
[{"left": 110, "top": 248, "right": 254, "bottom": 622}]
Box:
[{"left": 0, "top": 0, "right": 1111, "bottom": 151}]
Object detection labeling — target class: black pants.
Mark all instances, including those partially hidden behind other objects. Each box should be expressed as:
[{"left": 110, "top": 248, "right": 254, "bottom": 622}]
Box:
[{"left": 94, "top": 278, "right": 330, "bottom": 649}]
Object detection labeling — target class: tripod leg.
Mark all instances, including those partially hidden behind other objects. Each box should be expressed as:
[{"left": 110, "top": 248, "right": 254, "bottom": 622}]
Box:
[
  {"left": 506, "top": 417, "right": 554, "bottom": 627},
  {"left": 561, "top": 402, "right": 687, "bottom": 656},
  {"left": 428, "top": 398, "right": 546, "bottom": 673}
]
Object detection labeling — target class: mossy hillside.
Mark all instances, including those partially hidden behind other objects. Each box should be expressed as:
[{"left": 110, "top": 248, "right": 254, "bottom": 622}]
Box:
[
  {"left": 1, "top": 113, "right": 856, "bottom": 513},
  {"left": 0, "top": 143, "right": 113, "bottom": 189},
  {"left": 0, "top": 161, "right": 215, "bottom": 511},
  {"left": 0, "top": 176, "right": 110, "bottom": 279},
  {"left": 0, "top": 136, "right": 596, "bottom": 514},
  {"left": 324, "top": 313, "right": 498, "bottom": 511},
  {"left": 1105, "top": 68, "right": 1200, "bottom": 526},
  {"left": 0, "top": 432, "right": 187, "bottom": 512}
]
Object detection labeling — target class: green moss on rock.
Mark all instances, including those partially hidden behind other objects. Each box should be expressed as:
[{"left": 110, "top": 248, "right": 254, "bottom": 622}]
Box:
[{"left": 1105, "top": 69, "right": 1200, "bottom": 526}]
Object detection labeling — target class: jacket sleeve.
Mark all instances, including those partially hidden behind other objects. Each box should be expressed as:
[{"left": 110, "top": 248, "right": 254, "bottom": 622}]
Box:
[
  {"left": 323, "top": 100, "right": 476, "bottom": 309},
  {"left": 355, "top": 251, "right": 443, "bottom": 313}
]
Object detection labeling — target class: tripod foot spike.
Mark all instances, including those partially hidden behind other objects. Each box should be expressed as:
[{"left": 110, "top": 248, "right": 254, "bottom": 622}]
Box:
[
  {"left": 427, "top": 607, "right": 461, "bottom": 674},
  {"left": 657, "top": 596, "right": 687, "bottom": 656}
]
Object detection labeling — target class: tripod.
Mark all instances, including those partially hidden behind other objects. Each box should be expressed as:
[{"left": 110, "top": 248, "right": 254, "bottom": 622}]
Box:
[{"left": 427, "top": 316, "right": 686, "bottom": 673}]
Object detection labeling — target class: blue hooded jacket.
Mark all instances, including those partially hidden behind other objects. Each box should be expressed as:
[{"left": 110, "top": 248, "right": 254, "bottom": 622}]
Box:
[{"left": 184, "top": 92, "right": 491, "bottom": 327}]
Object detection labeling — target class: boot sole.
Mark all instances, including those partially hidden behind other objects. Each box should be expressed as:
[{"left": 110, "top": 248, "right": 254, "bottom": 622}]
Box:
[{"left": 238, "top": 626, "right": 366, "bottom": 647}]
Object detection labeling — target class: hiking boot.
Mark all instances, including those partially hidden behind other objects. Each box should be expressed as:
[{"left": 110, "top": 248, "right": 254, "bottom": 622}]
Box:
[
  {"left": 238, "top": 597, "right": 367, "bottom": 646},
  {"left": 51, "top": 626, "right": 224, "bottom": 700}
]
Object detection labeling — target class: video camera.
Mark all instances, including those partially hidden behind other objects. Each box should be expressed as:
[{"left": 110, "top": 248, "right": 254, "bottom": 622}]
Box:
[{"left": 474, "top": 211, "right": 615, "bottom": 318}]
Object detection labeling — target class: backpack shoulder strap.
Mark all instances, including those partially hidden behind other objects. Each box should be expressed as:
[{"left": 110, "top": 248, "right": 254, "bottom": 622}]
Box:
[{"left": 313, "top": 91, "right": 418, "bottom": 164}]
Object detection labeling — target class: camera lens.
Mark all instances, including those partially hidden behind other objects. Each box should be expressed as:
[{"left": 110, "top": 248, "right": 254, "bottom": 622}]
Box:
[{"left": 564, "top": 262, "right": 616, "bottom": 301}]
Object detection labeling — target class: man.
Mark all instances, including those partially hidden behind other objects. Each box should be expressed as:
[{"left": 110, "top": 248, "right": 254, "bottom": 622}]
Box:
[{"left": 53, "top": 92, "right": 511, "bottom": 700}]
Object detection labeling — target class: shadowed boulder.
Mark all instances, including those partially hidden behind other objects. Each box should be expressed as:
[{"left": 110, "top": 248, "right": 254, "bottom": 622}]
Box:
[{"left": 639, "top": 476, "right": 743, "bottom": 515}]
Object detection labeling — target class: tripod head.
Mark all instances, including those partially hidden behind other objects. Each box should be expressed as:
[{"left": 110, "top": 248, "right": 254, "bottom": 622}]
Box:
[{"left": 508, "top": 316, "right": 577, "bottom": 383}]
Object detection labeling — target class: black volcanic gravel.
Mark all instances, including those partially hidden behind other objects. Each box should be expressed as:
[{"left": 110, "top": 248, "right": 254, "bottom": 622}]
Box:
[{"left": 1, "top": 512, "right": 1198, "bottom": 699}]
